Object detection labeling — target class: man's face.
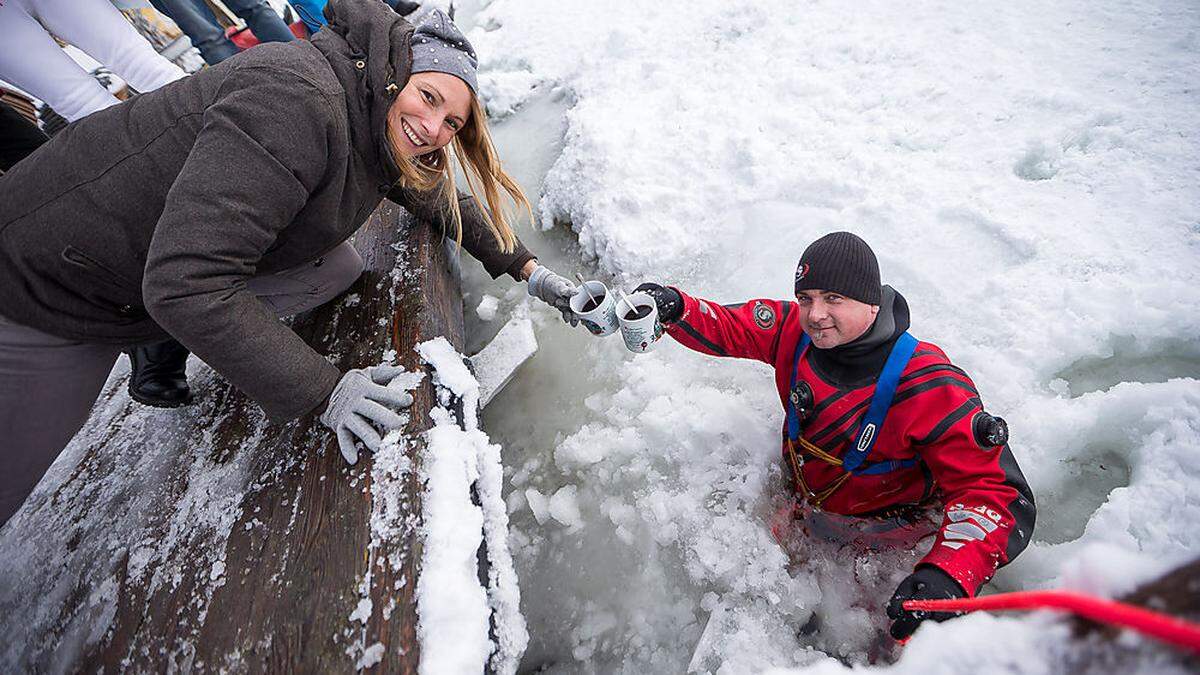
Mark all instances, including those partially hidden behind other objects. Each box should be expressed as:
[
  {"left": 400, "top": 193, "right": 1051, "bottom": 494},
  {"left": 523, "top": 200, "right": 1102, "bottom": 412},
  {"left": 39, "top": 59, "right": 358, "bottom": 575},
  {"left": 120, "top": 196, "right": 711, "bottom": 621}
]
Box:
[
  {"left": 795, "top": 289, "right": 879, "bottom": 348},
  {"left": 386, "top": 71, "right": 471, "bottom": 158}
]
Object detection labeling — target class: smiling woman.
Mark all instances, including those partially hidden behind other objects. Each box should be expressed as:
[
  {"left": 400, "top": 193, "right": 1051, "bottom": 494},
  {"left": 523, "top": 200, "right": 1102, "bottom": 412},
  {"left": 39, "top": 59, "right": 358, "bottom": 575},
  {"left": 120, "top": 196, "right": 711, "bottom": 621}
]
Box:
[
  {"left": 0, "top": 0, "right": 582, "bottom": 526},
  {"left": 391, "top": 73, "right": 469, "bottom": 152},
  {"left": 382, "top": 10, "right": 527, "bottom": 256}
]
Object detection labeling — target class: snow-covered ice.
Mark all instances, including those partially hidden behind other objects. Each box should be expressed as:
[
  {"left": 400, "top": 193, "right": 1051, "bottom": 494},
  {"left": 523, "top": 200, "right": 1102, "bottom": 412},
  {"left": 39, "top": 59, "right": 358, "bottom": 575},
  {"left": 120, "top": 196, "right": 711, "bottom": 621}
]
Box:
[{"left": 459, "top": 0, "right": 1200, "bottom": 671}]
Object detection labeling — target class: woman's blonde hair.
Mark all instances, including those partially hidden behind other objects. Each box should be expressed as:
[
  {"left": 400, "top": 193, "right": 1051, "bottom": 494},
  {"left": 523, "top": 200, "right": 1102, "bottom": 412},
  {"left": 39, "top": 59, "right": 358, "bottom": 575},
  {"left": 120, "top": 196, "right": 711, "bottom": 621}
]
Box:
[{"left": 387, "top": 94, "right": 530, "bottom": 254}]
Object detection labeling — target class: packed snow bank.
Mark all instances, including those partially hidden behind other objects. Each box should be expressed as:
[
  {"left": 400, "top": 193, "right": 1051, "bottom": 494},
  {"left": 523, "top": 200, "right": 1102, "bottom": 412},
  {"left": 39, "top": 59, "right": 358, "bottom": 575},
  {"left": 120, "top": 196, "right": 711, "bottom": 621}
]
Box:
[
  {"left": 416, "top": 338, "right": 528, "bottom": 675},
  {"left": 466, "top": 0, "right": 1200, "bottom": 671}
]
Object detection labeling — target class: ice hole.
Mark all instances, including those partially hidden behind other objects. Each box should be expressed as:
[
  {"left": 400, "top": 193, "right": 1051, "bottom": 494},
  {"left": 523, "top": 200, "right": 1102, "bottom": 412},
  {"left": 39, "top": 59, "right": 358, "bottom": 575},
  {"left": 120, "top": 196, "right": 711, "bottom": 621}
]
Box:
[
  {"left": 1053, "top": 335, "right": 1200, "bottom": 397},
  {"left": 1036, "top": 447, "right": 1132, "bottom": 546}
]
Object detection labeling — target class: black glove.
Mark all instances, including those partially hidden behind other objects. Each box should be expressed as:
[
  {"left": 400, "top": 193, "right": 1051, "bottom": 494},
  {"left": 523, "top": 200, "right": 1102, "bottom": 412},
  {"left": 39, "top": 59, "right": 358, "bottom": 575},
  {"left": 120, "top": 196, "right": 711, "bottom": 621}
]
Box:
[
  {"left": 886, "top": 565, "right": 966, "bottom": 640},
  {"left": 632, "top": 282, "right": 683, "bottom": 323}
]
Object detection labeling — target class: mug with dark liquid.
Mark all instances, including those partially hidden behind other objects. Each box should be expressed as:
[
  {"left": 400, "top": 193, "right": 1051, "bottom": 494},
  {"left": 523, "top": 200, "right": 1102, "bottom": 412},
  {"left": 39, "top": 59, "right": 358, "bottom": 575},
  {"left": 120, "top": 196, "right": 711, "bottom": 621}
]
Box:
[
  {"left": 568, "top": 280, "right": 620, "bottom": 336},
  {"left": 617, "top": 291, "right": 662, "bottom": 353}
]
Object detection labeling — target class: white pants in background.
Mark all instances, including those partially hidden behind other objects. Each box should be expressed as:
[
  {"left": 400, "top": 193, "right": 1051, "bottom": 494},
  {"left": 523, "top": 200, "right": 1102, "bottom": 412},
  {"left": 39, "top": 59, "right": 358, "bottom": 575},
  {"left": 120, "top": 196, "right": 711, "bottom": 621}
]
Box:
[{"left": 0, "top": 0, "right": 186, "bottom": 121}]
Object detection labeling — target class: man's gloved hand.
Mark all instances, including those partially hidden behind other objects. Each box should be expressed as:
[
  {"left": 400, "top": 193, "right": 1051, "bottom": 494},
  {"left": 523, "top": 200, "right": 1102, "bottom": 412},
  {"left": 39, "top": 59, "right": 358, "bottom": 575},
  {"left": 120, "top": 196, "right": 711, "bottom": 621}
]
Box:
[
  {"left": 633, "top": 282, "right": 684, "bottom": 323},
  {"left": 886, "top": 565, "right": 967, "bottom": 640},
  {"left": 319, "top": 365, "right": 414, "bottom": 465},
  {"left": 527, "top": 264, "right": 579, "bottom": 326}
]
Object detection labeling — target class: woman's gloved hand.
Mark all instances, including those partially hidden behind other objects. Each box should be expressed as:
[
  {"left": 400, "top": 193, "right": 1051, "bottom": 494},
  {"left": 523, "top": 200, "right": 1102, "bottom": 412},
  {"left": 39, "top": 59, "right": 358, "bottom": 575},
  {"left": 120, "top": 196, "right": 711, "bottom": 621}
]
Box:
[
  {"left": 632, "top": 282, "right": 683, "bottom": 323},
  {"left": 886, "top": 565, "right": 967, "bottom": 640},
  {"left": 319, "top": 365, "right": 414, "bottom": 465},
  {"left": 527, "top": 264, "right": 579, "bottom": 326}
]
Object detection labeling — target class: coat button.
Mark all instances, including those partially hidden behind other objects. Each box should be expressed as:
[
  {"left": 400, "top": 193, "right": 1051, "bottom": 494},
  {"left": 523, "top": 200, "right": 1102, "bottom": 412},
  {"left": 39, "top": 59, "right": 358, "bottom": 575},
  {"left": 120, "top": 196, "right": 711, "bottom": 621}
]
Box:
[
  {"left": 118, "top": 304, "right": 138, "bottom": 316},
  {"left": 355, "top": 60, "right": 366, "bottom": 69},
  {"left": 313, "top": 257, "right": 325, "bottom": 267}
]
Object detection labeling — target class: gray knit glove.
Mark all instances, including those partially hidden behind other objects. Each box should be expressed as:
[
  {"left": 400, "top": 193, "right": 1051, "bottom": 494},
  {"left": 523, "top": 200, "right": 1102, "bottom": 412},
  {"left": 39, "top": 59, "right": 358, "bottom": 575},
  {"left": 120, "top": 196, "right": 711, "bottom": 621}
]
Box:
[
  {"left": 319, "top": 365, "right": 414, "bottom": 465},
  {"left": 527, "top": 264, "right": 579, "bottom": 326}
]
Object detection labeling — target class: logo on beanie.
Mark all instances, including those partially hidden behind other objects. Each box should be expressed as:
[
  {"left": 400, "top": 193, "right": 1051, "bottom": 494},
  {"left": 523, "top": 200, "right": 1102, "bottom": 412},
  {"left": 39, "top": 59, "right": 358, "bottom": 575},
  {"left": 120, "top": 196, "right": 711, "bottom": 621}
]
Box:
[
  {"left": 753, "top": 302, "right": 776, "bottom": 330},
  {"left": 795, "top": 263, "right": 810, "bottom": 283}
]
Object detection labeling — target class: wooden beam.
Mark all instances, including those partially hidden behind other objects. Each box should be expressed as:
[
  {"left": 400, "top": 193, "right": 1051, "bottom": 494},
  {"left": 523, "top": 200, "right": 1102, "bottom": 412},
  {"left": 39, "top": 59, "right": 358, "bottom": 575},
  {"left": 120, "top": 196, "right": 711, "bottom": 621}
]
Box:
[{"left": 0, "top": 201, "right": 463, "bottom": 672}]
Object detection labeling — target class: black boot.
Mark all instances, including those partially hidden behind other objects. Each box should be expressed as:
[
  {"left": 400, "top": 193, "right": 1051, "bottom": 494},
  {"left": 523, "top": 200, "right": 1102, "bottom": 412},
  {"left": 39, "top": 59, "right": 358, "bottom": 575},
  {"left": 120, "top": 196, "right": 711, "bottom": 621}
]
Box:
[{"left": 126, "top": 339, "right": 194, "bottom": 408}]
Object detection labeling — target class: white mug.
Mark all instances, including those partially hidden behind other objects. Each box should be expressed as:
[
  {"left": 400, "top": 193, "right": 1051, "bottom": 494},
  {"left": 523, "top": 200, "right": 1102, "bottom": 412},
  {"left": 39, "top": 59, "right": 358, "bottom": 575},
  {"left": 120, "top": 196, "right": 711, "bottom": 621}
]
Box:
[
  {"left": 617, "top": 291, "right": 662, "bottom": 353},
  {"left": 569, "top": 280, "right": 620, "bottom": 337}
]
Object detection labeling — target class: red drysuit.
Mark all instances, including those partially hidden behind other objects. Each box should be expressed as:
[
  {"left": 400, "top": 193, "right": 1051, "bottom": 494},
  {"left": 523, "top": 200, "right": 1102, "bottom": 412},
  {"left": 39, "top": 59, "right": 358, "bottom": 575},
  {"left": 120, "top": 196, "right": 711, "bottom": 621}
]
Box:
[{"left": 665, "top": 289, "right": 1036, "bottom": 596}]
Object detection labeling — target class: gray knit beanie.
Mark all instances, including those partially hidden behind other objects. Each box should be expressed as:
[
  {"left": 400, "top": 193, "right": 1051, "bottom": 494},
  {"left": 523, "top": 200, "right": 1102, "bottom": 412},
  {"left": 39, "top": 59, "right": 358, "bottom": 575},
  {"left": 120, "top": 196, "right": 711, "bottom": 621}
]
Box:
[
  {"left": 408, "top": 9, "right": 478, "bottom": 94},
  {"left": 794, "top": 232, "right": 882, "bottom": 305}
]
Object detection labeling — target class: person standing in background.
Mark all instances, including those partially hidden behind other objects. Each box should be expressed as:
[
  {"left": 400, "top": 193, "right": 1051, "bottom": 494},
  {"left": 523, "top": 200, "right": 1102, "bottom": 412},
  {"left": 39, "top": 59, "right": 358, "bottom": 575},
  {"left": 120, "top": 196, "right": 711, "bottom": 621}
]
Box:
[
  {"left": 290, "top": 0, "right": 329, "bottom": 36},
  {"left": 0, "top": 0, "right": 186, "bottom": 122},
  {"left": 0, "top": 98, "right": 47, "bottom": 171},
  {"left": 149, "top": 0, "right": 295, "bottom": 66}
]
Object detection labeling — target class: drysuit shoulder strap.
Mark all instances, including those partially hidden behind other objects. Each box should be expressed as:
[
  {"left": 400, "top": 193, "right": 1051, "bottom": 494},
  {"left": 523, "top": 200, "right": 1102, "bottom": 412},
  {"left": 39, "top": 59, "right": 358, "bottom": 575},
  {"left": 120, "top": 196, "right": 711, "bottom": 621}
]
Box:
[{"left": 842, "top": 332, "right": 919, "bottom": 473}]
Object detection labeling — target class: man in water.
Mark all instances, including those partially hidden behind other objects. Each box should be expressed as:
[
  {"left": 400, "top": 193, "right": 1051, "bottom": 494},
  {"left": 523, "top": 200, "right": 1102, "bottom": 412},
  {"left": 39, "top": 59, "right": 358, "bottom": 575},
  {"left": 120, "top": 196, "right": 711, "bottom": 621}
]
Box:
[{"left": 635, "top": 231, "right": 1036, "bottom": 640}]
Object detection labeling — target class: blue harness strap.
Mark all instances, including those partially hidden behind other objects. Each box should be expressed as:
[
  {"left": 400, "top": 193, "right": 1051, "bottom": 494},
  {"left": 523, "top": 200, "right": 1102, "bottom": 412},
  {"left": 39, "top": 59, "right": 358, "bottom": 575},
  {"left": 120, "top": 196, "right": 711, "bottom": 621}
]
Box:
[
  {"left": 843, "top": 332, "right": 919, "bottom": 473},
  {"left": 785, "top": 334, "right": 812, "bottom": 443},
  {"left": 786, "top": 331, "right": 920, "bottom": 476}
]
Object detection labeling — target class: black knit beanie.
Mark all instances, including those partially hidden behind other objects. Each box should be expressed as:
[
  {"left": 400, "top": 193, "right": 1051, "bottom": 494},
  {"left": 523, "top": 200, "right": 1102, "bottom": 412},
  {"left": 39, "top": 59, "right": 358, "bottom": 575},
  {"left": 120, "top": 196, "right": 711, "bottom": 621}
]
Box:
[{"left": 794, "top": 232, "right": 882, "bottom": 305}]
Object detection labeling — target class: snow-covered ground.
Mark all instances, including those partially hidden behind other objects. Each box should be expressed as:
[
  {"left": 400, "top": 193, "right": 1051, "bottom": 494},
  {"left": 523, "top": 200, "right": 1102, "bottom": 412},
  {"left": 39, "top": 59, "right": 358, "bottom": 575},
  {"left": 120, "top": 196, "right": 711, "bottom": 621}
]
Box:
[{"left": 456, "top": 0, "right": 1200, "bottom": 672}]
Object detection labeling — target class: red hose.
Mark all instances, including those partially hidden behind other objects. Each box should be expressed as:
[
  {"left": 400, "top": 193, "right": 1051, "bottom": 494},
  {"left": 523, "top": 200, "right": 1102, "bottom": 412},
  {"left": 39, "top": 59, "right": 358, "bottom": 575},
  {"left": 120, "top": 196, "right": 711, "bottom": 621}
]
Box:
[{"left": 904, "top": 590, "right": 1200, "bottom": 654}]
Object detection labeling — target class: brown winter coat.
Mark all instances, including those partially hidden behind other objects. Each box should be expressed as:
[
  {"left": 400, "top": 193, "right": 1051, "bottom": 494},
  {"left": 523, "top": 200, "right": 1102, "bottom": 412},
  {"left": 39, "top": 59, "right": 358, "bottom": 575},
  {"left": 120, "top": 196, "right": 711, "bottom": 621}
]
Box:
[{"left": 0, "top": 0, "right": 533, "bottom": 423}]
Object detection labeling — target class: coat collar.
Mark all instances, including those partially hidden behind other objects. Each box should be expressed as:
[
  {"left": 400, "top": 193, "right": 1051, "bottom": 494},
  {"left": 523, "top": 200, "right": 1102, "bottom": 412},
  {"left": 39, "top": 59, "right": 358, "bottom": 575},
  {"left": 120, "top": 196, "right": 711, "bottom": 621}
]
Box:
[{"left": 312, "top": 0, "right": 413, "bottom": 184}]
